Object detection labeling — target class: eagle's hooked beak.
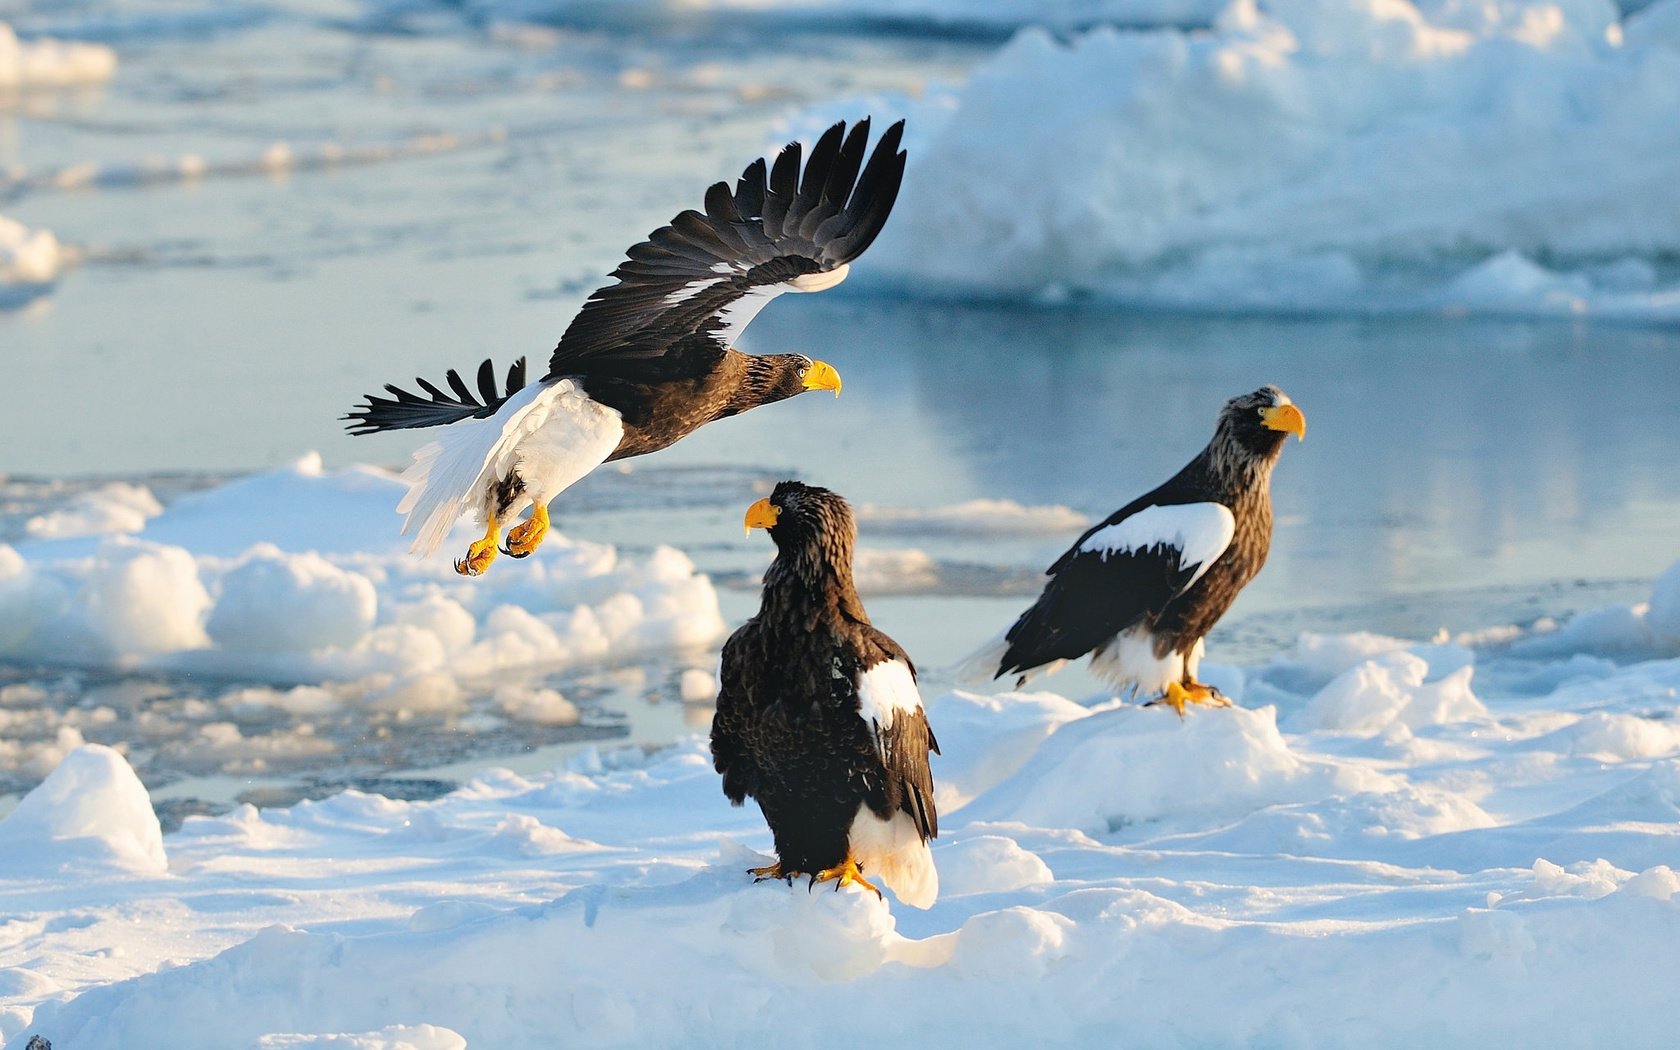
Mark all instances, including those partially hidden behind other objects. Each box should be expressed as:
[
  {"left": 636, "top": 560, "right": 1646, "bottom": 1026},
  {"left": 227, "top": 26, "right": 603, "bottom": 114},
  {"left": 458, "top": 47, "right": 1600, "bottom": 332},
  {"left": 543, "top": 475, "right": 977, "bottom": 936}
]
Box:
[
  {"left": 744, "top": 497, "right": 780, "bottom": 535},
  {"left": 802, "top": 360, "right": 843, "bottom": 397},
  {"left": 1260, "top": 403, "right": 1306, "bottom": 441}
]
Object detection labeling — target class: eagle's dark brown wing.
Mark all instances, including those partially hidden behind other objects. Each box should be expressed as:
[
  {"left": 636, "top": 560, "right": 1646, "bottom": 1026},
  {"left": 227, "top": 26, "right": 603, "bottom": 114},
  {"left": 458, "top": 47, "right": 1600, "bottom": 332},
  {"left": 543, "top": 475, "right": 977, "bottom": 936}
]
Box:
[{"left": 543, "top": 118, "right": 906, "bottom": 381}]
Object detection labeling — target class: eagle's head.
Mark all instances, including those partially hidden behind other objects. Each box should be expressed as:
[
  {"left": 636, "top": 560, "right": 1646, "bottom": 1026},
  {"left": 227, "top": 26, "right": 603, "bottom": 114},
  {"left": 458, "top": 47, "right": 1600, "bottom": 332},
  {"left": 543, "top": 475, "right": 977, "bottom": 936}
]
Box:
[
  {"left": 758, "top": 354, "right": 843, "bottom": 404},
  {"left": 744, "top": 480, "right": 856, "bottom": 552},
  {"left": 1217, "top": 385, "right": 1306, "bottom": 463}
]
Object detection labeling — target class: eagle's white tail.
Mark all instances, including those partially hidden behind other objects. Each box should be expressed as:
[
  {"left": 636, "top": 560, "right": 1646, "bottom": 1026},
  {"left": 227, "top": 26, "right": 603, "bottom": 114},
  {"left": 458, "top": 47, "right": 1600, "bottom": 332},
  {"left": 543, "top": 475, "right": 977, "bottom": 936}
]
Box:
[
  {"left": 953, "top": 628, "right": 1064, "bottom": 689},
  {"left": 850, "top": 805, "right": 938, "bottom": 909},
  {"left": 953, "top": 628, "right": 1012, "bottom": 687},
  {"left": 396, "top": 378, "right": 622, "bottom": 558}
]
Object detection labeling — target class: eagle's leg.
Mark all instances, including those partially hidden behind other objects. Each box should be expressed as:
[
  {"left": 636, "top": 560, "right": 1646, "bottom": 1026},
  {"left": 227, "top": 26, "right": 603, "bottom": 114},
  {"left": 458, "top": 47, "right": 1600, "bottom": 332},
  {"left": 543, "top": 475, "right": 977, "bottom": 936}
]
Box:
[
  {"left": 502, "top": 503, "right": 550, "bottom": 559},
  {"left": 1149, "top": 679, "right": 1232, "bottom": 718},
  {"left": 748, "top": 860, "right": 801, "bottom": 884},
  {"left": 453, "top": 511, "right": 500, "bottom": 576},
  {"left": 809, "top": 856, "right": 883, "bottom": 900}
]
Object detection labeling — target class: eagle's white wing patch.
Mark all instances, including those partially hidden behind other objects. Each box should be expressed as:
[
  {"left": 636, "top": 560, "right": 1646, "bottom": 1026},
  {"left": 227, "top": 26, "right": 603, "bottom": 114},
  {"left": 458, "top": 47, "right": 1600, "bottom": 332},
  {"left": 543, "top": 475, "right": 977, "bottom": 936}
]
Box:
[
  {"left": 396, "top": 378, "right": 623, "bottom": 557},
  {"left": 855, "top": 658, "right": 922, "bottom": 746},
  {"left": 712, "top": 263, "right": 850, "bottom": 348},
  {"left": 1079, "top": 502, "right": 1236, "bottom": 591},
  {"left": 850, "top": 657, "right": 937, "bottom": 910}
]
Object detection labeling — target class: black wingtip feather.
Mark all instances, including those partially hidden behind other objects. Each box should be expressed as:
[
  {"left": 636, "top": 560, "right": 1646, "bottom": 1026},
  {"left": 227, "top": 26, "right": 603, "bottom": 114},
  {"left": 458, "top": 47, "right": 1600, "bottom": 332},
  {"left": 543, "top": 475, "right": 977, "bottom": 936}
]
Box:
[{"left": 343, "top": 356, "right": 531, "bottom": 435}]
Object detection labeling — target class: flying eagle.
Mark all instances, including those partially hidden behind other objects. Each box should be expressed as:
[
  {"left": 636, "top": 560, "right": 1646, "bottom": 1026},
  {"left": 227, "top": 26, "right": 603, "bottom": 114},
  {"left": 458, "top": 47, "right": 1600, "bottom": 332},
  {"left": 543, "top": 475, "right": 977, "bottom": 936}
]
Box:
[
  {"left": 973, "top": 386, "right": 1306, "bottom": 714},
  {"left": 344, "top": 119, "right": 906, "bottom": 575},
  {"left": 712, "top": 481, "right": 940, "bottom": 908}
]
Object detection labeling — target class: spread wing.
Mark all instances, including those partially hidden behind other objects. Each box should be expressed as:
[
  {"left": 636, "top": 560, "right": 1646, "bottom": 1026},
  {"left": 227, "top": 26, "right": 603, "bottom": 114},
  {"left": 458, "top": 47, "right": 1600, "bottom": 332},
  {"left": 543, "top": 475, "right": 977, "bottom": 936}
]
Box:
[
  {"left": 543, "top": 117, "right": 906, "bottom": 380},
  {"left": 996, "top": 501, "right": 1236, "bottom": 679}
]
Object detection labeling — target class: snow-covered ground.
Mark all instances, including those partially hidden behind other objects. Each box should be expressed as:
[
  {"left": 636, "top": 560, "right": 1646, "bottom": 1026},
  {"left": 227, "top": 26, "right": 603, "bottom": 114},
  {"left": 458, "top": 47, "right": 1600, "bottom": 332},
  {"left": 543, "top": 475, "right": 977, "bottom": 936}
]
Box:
[
  {"left": 3, "top": 561, "right": 1678, "bottom": 1048},
  {"left": 841, "top": 0, "right": 1680, "bottom": 319}
]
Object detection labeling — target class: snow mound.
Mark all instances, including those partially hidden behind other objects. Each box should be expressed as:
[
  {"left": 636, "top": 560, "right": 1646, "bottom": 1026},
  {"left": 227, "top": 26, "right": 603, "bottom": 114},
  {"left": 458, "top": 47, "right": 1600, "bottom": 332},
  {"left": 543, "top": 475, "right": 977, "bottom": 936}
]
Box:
[
  {"left": 1300, "top": 651, "right": 1488, "bottom": 732},
  {"left": 0, "top": 744, "right": 164, "bottom": 874},
  {"left": 3, "top": 456, "right": 726, "bottom": 693},
  {"left": 0, "top": 22, "right": 116, "bottom": 89},
  {"left": 22, "top": 483, "right": 160, "bottom": 540},
  {"left": 958, "top": 702, "right": 1376, "bottom": 834},
  {"left": 862, "top": 0, "right": 1680, "bottom": 320}
]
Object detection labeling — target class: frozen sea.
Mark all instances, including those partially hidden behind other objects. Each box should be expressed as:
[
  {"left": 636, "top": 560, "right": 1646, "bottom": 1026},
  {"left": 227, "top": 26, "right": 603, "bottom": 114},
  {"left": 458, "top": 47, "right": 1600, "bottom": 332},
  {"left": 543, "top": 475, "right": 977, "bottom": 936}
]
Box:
[{"left": 1, "top": 1, "right": 1679, "bottom": 1046}]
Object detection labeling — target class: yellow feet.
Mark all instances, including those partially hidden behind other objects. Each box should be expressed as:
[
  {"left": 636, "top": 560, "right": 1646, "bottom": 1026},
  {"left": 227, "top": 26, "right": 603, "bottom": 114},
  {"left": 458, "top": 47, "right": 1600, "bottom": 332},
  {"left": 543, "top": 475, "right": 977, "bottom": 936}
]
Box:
[
  {"left": 453, "top": 513, "right": 500, "bottom": 576},
  {"left": 501, "top": 504, "right": 550, "bottom": 559},
  {"left": 748, "top": 861, "right": 801, "bottom": 884},
  {"left": 810, "top": 856, "right": 882, "bottom": 900},
  {"left": 1147, "top": 679, "right": 1232, "bottom": 718}
]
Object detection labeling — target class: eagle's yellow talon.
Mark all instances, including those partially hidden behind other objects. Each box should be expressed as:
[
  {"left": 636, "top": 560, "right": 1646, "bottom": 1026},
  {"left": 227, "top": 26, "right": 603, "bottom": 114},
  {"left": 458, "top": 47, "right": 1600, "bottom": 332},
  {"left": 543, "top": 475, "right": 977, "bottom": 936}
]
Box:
[
  {"left": 1148, "top": 680, "right": 1231, "bottom": 718},
  {"left": 502, "top": 504, "right": 550, "bottom": 559},
  {"left": 454, "top": 514, "right": 500, "bottom": 576},
  {"left": 748, "top": 861, "right": 800, "bottom": 883},
  {"left": 810, "top": 857, "right": 882, "bottom": 900}
]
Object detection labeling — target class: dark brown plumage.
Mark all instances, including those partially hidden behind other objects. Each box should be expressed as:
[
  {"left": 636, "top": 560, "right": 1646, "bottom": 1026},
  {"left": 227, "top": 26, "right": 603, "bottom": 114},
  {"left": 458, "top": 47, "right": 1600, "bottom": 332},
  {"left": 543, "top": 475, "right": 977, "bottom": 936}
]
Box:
[
  {"left": 340, "top": 119, "right": 905, "bottom": 576},
  {"left": 977, "top": 386, "right": 1306, "bottom": 714},
  {"left": 712, "top": 481, "right": 940, "bottom": 908}
]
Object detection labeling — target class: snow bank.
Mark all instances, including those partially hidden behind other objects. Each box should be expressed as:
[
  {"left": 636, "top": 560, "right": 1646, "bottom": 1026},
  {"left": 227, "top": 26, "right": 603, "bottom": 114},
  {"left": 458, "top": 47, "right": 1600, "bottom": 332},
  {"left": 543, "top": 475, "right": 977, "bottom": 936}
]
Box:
[
  {"left": 861, "top": 0, "right": 1680, "bottom": 319},
  {"left": 0, "top": 744, "right": 164, "bottom": 874},
  {"left": 957, "top": 702, "right": 1378, "bottom": 833},
  {"left": 0, "top": 22, "right": 115, "bottom": 90},
  {"left": 2, "top": 455, "right": 726, "bottom": 699}
]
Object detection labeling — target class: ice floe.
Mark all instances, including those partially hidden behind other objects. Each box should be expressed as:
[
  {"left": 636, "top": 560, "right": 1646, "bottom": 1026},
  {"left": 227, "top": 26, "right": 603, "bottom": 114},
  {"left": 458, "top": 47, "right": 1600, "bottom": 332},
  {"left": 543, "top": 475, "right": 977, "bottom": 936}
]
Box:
[{"left": 851, "top": 0, "right": 1680, "bottom": 320}]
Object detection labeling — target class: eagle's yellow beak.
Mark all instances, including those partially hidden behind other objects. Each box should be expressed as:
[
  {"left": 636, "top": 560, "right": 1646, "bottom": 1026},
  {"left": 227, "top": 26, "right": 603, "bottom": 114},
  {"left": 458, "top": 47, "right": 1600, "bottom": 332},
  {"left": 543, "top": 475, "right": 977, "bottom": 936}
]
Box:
[
  {"left": 802, "top": 359, "right": 842, "bottom": 397},
  {"left": 1260, "top": 403, "right": 1306, "bottom": 441},
  {"left": 744, "top": 497, "right": 780, "bottom": 535}
]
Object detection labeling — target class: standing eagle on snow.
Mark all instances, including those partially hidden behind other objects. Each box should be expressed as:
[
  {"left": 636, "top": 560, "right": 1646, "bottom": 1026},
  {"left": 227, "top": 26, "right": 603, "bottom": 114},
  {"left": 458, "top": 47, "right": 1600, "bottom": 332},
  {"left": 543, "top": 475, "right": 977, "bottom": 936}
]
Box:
[
  {"left": 712, "top": 481, "right": 940, "bottom": 908},
  {"left": 973, "top": 386, "right": 1306, "bottom": 714},
  {"left": 344, "top": 119, "right": 906, "bottom": 575}
]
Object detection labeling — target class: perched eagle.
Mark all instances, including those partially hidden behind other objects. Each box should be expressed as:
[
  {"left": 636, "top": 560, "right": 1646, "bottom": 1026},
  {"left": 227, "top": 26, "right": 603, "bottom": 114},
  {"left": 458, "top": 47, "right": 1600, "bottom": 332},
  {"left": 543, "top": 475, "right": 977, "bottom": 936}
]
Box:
[
  {"left": 974, "top": 386, "right": 1306, "bottom": 714},
  {"left": 712, "top": 481, "right": 940, "bottom": 908},
  {"left": 345, "top": 119, "right": 906, "bottom": 575}
]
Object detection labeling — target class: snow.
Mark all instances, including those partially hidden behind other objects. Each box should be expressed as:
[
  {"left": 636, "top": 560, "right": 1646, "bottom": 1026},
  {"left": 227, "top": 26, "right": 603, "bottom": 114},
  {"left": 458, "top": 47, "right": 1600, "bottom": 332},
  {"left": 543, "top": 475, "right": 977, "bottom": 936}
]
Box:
[
  {"left": 0, "top": 213, "right": 65, "bottom": 305},
  {"left": 22, "top": 483, "right": 162, "bottom": 540},
  {"left": 0, "top": 22, "right": 116, "bottom": 90},
  {"left": 855, "top": 499, "right": 1087, "bottom": 537},
  {"left": 852, "top": 0, "right": 1680, "bottom": 320},
  {"left": 0, "top": 744, "right": 165, "bottom": 875},
  {"left": 6, "top": 585, "right": 1680, "bottom": 1046},
  {"left": 0, "top": 454, "right": 726, "bottom": 707}
]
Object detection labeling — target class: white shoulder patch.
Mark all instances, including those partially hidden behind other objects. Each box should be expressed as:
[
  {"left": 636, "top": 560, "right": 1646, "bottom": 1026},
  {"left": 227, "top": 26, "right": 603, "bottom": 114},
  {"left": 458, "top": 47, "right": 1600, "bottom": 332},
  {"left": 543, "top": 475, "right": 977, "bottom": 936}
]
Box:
[
  {"left": 856, "top": 659, "right": 922, "bottom": 738},
  {"left": 1078, "top": 502, "right": 1236, "bottom": 590}
]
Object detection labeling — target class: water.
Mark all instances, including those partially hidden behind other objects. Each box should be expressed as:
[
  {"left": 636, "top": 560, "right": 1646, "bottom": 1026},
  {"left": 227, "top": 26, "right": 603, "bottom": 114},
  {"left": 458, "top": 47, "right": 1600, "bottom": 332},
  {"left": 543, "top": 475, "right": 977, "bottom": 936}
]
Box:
[{"left": 3, "top": 3, "right": 1677, "bottom": 820}]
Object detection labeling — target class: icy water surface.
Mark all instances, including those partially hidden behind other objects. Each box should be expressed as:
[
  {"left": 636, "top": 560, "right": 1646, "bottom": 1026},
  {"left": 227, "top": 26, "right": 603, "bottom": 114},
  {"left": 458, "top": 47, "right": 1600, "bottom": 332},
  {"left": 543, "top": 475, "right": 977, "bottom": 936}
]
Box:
[{"left": 3, "top": 3, "right": 1678, "bottom": 820}]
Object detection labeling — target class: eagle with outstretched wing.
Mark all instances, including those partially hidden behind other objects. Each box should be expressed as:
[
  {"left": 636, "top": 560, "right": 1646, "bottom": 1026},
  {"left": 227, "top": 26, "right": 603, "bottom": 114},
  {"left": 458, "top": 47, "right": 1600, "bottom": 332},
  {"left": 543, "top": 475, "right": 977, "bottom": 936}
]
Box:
[{"left": 345, "top": 119, "right": 906, "bottom": 575}]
